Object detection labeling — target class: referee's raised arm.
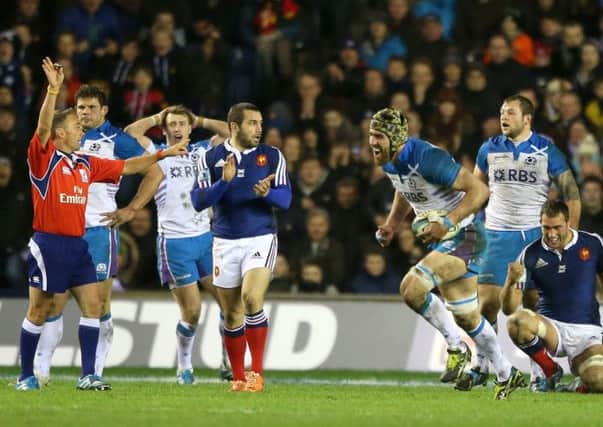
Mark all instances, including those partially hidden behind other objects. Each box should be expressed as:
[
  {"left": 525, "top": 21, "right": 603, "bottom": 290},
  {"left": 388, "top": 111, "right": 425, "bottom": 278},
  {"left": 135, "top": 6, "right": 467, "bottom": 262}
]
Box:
[{"left": 36, "top": 57, "right": 64, "bottom": 148}]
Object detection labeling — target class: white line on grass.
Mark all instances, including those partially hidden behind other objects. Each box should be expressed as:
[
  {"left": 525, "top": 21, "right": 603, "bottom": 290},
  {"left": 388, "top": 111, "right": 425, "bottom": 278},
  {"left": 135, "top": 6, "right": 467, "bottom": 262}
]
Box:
[{"left": 1, "top": 374, "right": 446, "bottom": 388}]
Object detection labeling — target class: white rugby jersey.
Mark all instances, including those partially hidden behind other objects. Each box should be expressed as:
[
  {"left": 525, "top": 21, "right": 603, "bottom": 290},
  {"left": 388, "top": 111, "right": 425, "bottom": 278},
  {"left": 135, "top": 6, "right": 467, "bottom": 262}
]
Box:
[
  {"left": 79, "top": 121, "right": 146, "bottom": 228},
  {"left": 155, "top": 140, "right": 210, "bottom": 238},
  {"left": 383, "top": 138, "right": 473, "bottom": 229},
  {"left": 476, "top": 132, "right": 569, "bottom": 231}
]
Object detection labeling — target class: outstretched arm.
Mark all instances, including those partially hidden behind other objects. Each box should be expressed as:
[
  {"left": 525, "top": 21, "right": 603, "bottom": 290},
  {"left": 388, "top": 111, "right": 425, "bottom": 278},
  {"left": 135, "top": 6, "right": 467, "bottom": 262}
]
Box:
[
  {"left": 122, "top": 141, "right": 187, "bottom": 175},
  {"left": 36, "top": 57, "right": 64, "bottom": 148},
  {"left": 101, "top": 166, "right": 165, "bottom": 227},
  {"left": 554, "top": 169, "right": 581, "bottom": 228}
]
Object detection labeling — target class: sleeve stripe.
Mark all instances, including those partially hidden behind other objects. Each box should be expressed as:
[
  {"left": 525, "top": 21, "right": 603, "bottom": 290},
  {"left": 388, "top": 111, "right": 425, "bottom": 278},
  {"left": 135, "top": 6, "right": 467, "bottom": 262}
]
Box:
[
  {"left": 582, "top": 231, "right": 603, "bottom": 249},
  {"left": 275, "top": 149, "right": 287, "bottom": 186},
  {"left": 198, "top": 151, "right": 211, "bottom": 189}
]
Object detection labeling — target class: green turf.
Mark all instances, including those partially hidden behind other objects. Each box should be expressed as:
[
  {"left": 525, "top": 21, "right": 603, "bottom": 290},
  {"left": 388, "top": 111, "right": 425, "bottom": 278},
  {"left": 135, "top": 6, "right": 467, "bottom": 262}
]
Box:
[{"left": 0, "top": 367, "right": 600, "bottom": 427}]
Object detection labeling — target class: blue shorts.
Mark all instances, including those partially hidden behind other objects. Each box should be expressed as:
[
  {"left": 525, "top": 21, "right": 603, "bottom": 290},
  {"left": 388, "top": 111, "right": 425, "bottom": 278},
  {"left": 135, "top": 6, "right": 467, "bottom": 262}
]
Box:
[
  {"left": 430, "top": 219, "right": 486, "bottom": 278},
  {"left": 27, "top": 232, "right": 97, "bottom": 293},
  {"left": 84, "top": 226, "right": 119, "bottom": 281},
  {"left": 156, "top": 232, "right": 213, "bottom": 287},
  {"left": 478, "top": 227, "right": 542, "bottom": 286}
]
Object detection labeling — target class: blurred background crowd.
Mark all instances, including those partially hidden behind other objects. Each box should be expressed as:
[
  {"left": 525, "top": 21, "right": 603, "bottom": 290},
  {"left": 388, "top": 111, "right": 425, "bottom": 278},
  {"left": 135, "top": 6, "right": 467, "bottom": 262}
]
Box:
[{"left": 0, "top": 0, "right": 602, "bottom": 295}]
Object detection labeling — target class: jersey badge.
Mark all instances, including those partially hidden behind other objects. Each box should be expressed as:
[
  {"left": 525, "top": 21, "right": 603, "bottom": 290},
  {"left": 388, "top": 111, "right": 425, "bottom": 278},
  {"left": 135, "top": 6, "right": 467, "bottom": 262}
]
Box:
[
  {"left": 579, "top": 247, "right": 591, "bottom": 262},
  {"left": 256, "top": 153, "right": 267, "bottom": 167},
  {"left": 79, "top": 169, "right": 89, "bottom": 183}
]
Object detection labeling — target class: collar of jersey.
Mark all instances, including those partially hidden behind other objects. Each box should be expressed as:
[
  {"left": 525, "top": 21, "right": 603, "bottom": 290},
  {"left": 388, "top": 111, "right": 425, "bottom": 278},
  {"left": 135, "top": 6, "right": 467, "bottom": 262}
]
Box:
[
  {"left": 57, "top": 149, "right": 88, "bottom": 169},
  {"left": 225, "top": 139, "right": 257, "bottom": 155},
  {"left": 540, "top": 228, "right": 578, "bottom": 253},
  {"left": 504, "top": 131, "right": 533, "bottom": 147}
]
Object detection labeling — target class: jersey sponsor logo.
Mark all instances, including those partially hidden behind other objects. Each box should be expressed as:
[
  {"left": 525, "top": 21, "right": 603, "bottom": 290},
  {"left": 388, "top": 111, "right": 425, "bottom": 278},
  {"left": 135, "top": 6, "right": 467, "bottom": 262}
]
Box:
[
  {"left": 403, "top": 192, "right": 428, "bottom": 203},
  {"left": 493, "top": 168, "right": 537, "bottom": 183},
  {"left": 256, "top": 153, "right": 267, "bottom": 167},
  {"left": 87, "top": 142, "right": 102, "bottom": 153},
  {"left": 169, "top": 165, "right": 196, "bottom": 179},
  {"left": 96, "top": 263, "right": 107, "bottom": 272},
  {"left": 558, "top": 265, "right": 566, "bottom": 273},
  {"left": 31, "top": 276, "right": 40, "bottom": 283},
  {"left": 62, "top": 166, "right": 72, "bottom": 175},
  {"left": 215, "top": 159, "right": 225, "bottom": 168},
  {"left": 60, "top": 185, "right": 87, "bottom": 204},
  {"left": 579, "top": 247, "right": 591, "bottom": 261},
  {"left": 534, "top": 258, "right": 549, "bottom": 269},
  {"left": 251, "top": 251, "right": 262, "bottom": 258},
  {"left": 214, "top": 266, "right": 220, "bottom": 277},
  {"left": 79, "top": 169, "right": 89, "bottom": 183},
  {"left": 237, "top": 169, "right": 245, "bottom": 178},
  {"left": 524, "top": 156, "right": 537, "bottom": 166}
]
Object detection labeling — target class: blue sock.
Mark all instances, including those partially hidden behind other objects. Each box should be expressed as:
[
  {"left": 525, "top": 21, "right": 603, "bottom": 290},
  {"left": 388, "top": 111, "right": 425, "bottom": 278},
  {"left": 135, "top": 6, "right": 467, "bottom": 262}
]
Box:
[
  {"left": 19, "top": 318, "right": 43, "bottom": 381},
  {"left": 78, "top": 317, "right": 100, "bottom": 377}
]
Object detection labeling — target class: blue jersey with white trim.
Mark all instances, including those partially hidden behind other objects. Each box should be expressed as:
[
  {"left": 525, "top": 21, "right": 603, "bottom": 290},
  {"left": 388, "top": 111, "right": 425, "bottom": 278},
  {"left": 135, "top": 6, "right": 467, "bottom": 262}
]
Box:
[
  {"left": 197, "top": 140, "right": 291, "bottom": 239},
  {"left": 518, "top": 231, "right": 603, "bottom": 325},
  {"left": 79, "top": 120, "right": 145, "bottom": 227},
  {"left": 155, "top": 139, "right": 211, "bottom": 238},
  {"left": 476, "top": 132, "right": 569, "bottom": 231},
  {"left": 383, "top": 138, "right": 472, "bottom": 226}
]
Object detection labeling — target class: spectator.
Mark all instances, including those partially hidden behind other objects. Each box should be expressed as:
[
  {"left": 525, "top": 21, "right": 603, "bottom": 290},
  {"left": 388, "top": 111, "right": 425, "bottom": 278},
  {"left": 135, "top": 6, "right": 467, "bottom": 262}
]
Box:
[
  {"left": 291, "top": 208, "right": 346, "bottom": 292},
  {"left": 360, "top": 11, "right": 406, "bottom": 72},
  {"left": 550, "top": 21, "right": 585, "bottom": 79},
  {"left": 292, "top": 156, "right": 334, "bottom": 211},
  {"left": 122, "top": 65, "right": 167, "bottom": 122},
  {"left": 408, "top": 14, "right": 450, "bottom": 72},
  {"left": 579, "top": 176, "right": 603, "bottom": 235},
  {"left": 499, "top": 9, "right": 535, "bottom": 67},
  {"left": 296, "top": 259, "right": 329, "bottom": 294},
  {"left": 270, "top": 254, "right": 294, "bottom": 293},
  {"left": 573, "top": 40, "right": 603, "bottom": 100},
  {"left": 123, "top": 206, "right": 157, "bottom": 288},
  {"left": 0, "top": 155, "right": 31, "bottom": 289},
  {"left": 350, "top": 247, "right": 400, "bottom": 294},
  {"left": 144, "top": 27, "right": 187, "bottom": 103}
]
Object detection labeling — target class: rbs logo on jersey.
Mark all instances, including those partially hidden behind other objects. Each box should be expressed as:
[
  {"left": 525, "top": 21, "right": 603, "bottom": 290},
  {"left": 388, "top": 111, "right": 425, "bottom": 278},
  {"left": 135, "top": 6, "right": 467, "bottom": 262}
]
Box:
[{"left": 493, "top": 168, "right": 537, "bottom": 183}]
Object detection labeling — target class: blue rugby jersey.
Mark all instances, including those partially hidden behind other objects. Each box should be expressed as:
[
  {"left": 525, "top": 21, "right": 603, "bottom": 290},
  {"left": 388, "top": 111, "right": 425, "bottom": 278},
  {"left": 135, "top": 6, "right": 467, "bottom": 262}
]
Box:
[
  {"left": 191, "top": 140, "right": 291, "bottom": 239},
  {"left": 518, "top": 230, "right": 603, "bottom": 325},
  {"left": 476, "top": 132, "right": 569, "bottom": 230},
  {"left": 79, "top": 120, "right": 145, "bottom": 227},
  {"left": 383, "top": 137, "right": 473, "bottom": 228}
]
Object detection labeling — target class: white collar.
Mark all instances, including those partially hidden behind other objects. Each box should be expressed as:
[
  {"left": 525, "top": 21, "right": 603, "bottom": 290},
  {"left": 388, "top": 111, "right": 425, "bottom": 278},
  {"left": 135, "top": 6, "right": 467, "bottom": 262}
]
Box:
[{"left": 541, "top": 228, "right": 578, "bottom": 253}]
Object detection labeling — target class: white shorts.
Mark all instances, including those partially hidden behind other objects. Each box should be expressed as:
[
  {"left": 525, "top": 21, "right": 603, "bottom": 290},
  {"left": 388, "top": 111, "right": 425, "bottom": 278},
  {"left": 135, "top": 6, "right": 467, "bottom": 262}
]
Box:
[
  {"left": 547, "top": 317, "right": 603, "bottom": 366},
  {"left": 212, "top": 233, "right": 278, "bottom": 288}
]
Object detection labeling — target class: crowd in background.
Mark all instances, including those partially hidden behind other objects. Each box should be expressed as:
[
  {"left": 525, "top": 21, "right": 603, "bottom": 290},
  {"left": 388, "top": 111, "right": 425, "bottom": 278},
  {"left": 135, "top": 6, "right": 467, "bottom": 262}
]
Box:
[{"left": 0, "top": 0, "right": 602, "bottom": 295}]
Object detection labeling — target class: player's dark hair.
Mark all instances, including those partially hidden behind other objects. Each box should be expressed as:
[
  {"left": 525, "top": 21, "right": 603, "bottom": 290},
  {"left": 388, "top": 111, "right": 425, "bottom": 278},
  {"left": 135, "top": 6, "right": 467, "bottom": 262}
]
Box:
[
  {"left": 161, "top": 105, "right": 195, "bottom": 127},
  {"left": 51, "top": 107, "right": 76, "bottom": 134},
  {"left": 227, "top": 102, "right": 260, "bottom": 133},
  {"left": 75, "top": 84, "right": 108, "bottom": 106},
  {"left": 541, "top": 200, "right": 569, "bottom": 221},
  {"left": 504, "top": 94, "right": 535, "bottom": 117}
]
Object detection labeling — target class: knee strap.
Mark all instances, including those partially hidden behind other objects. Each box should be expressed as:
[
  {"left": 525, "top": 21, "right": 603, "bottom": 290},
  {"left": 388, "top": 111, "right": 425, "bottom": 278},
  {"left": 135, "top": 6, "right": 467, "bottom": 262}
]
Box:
[
  {"left": 445, "top": 293, "right": 479, "bottom": 315},
  {"left": 409, "top": 263, "right": 442, "bottom": 290}
]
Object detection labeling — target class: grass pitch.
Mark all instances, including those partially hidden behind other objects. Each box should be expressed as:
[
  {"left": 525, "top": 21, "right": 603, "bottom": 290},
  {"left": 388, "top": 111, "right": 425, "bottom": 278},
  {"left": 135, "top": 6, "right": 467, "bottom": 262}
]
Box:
[{"left": 0, "top": 367, "right": 600, "bottom": 427}]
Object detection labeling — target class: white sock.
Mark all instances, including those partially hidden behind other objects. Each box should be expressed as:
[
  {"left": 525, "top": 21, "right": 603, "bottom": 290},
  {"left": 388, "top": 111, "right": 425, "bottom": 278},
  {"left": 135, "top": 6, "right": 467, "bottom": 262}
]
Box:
[
  {"left": 419, "top": 293, "right": 463, "bottom": 350},
  {"left": 530, "top": 359, "right": 545, "bottom": 380},
  {"left": 469, "top": 317, "right": 513, "bottom": 382},
  {"left": 95, "top": 313, "right": 114, "bottom": 377},
  {"left": 176, "top": 320, "right": 196, "bottom": 371},
  {"left": 476, "top": 319, "right": 497, "bottom": 373},
  {"left": 34, "top": 314, "right": 63, "bottom": 377}
]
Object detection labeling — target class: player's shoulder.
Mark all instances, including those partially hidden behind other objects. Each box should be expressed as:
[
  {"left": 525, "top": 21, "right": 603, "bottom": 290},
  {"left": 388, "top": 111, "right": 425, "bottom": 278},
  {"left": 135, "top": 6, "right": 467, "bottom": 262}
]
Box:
[
  {"left": 202, "top": 143, "right": 228, "bottom": 165},
  {"left": 578, "top": 230, "right": 603, "bottom": 249},
  {"left": 526, "top": 131, "right": 556, "bottom": 150},
  {"left": 481, "top": 135, "right": 508, "bottom": 151},
  {"left": 520, "top": 238, "right": 544, "bottom": 265}
]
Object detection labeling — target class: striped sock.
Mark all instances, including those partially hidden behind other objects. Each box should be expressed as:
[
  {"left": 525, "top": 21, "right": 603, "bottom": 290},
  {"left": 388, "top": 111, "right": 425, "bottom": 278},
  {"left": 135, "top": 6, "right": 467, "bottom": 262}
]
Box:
[
  {"left": 223, "top": 325, "right": 246, "bottom": 381},
  {"left": 245, "top": 310, "right": 268, "bottom": 375}
]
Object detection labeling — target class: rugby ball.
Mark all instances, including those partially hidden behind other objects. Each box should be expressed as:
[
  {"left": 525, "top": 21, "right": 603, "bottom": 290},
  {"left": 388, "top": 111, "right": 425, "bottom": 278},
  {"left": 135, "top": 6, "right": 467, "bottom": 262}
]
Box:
[{"left": 411, "top": 209, "right": 460, "bottom": 241}]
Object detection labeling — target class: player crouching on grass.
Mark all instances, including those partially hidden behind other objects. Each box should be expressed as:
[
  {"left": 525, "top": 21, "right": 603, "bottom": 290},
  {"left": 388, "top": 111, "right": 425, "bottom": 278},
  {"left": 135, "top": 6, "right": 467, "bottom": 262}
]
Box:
[{"left": 501, "top": 200, "right": 603, "bottom": 393}]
